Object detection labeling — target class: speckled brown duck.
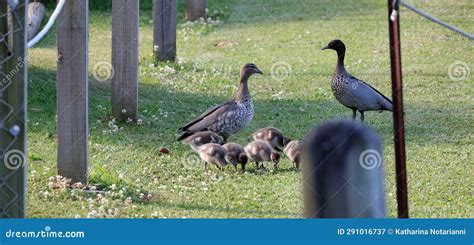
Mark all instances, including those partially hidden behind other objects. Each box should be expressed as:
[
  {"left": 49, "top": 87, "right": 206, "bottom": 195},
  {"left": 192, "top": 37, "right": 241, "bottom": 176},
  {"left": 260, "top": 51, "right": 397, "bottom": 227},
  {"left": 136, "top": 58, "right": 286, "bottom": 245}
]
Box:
[
  {"left": 177, "top": 64, "right": 263, "bottom": 141},
  {"left": 322, "top": 40, "right": 393, "bottom": 121}
]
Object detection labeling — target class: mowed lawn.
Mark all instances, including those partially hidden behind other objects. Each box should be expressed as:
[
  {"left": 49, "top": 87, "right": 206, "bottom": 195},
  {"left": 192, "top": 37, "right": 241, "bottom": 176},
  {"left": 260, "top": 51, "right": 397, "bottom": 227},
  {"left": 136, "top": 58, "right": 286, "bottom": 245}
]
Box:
[{"left": 26, "top": 0, "right": 473, "bottom": 218}]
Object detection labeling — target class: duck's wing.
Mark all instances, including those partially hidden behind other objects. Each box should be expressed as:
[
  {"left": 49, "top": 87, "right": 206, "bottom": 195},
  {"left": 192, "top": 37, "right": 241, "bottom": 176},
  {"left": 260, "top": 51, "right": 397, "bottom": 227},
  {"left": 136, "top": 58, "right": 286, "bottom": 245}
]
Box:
[
  {"left": 349, "top": 75, "right": 393, "bottom": 111},
  {"left": 179, "top": 100, "right": 238, "bottom": 132}
]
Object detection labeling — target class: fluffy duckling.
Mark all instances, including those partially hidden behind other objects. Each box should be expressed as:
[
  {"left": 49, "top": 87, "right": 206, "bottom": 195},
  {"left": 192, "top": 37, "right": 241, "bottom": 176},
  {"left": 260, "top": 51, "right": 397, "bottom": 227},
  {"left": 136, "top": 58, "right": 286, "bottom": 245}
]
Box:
[
  {"left": 182, "top": 131, "right": 224, "bottom": 151},
  {"left": 197, "top": 143, "right": 237, "bottom": 171},
  {"left": 251, "top": 127, "right": 291, "bottom": 151},
  {"left": 223, "top": 143, "right": 248, "bottom": 171},
  {"left": 244, "top": 140, "right": 280, "bottom": 170},
  {"left": 283, "top": 140, "right": 303, "bottom": 169}
]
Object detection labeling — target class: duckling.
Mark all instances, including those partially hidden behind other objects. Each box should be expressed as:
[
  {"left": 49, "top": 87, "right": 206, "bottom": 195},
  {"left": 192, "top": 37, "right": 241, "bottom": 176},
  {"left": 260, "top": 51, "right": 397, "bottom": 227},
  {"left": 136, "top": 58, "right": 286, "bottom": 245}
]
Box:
[
  {"left": 223, "top": 143, "right": 248, "bottom": 171},
  {"left": 197, "top": 143, "right": 237, "bottom": 171},
  {"left": 182, "top": 131, "right": 224, "bottom": 151},
  {"left": 251, "top": 127, "right": 291, "bottom": 151},
  {"left": 283, "top": 140, "right": 303, "bottom": 169},
  {"left": 244, "top": 140, "right": 280, "bottom": 170}
]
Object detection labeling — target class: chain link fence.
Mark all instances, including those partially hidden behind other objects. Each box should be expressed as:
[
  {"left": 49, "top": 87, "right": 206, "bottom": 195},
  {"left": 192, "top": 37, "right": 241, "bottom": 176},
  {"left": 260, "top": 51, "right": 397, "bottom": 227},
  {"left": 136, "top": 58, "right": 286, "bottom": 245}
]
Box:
[{"left": 0, "top": 0, "right": 27, "bottom": 218}]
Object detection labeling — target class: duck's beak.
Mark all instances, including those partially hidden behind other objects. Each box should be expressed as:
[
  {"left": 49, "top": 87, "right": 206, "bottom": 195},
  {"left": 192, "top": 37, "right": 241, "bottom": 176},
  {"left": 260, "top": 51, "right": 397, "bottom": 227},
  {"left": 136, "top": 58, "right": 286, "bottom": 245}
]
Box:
[
  {"left": 256, "top": 68, "right": 263, "bottom": 74},
  {"left": 321, "top": 46, "right": 329, "bottom": 50}
]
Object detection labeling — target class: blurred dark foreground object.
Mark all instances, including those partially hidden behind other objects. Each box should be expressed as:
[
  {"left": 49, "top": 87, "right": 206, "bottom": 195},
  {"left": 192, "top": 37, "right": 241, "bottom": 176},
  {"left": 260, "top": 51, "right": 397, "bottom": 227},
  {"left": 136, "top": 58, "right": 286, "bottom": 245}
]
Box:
[{"left": 303, "top": 120, "right": 385, "bottom": 218}]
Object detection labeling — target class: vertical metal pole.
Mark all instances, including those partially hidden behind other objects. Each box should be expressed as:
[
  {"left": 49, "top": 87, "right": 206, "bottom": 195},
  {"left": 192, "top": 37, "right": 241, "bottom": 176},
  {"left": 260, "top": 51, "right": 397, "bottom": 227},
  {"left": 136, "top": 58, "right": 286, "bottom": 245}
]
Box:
[
  {"left": 0, "top": 0, "right": 28, "bottom": 218},
  {"left": 388, "top": 0, "right": 409, "bottom": 218}
]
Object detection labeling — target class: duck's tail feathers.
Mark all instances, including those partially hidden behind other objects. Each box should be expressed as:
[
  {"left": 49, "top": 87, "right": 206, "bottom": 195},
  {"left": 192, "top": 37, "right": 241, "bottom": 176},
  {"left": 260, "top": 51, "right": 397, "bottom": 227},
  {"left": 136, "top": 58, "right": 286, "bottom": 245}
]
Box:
[
  {"left": 384, "top": 101, "right": 393, "bottom": 112},
  {"left": 378, "top": 97, "right": 393, "bottom": 112}
]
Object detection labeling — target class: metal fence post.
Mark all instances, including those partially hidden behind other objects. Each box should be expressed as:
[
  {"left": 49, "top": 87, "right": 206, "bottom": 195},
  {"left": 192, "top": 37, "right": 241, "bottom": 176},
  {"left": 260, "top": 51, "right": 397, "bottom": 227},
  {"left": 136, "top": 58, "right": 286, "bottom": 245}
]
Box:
[
  {"left": 0, "top": 0, "right": 28, "bottom": 218},
  {"left": 388, "top": 0, "right": 409, "bottom": 218}
]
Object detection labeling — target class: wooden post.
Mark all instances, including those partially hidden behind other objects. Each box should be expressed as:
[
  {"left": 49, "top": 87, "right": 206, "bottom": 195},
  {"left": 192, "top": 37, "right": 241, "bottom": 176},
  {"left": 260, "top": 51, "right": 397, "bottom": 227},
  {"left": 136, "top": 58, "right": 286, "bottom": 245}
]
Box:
[
  {"left": 26, "top": 2, "right": 46, "bottom": 41},
  {"left": 111, "top": 0, "right": 139, "bottom": 121},
  {"left": 303, "top": 120, "right": 385, "bottom": 218},
  {"left": 387, "top": 0, "right": 409, "bottom": 218},
  {"left": 153, "top": 0, "right": 176, "bottom": 61},
  {"left": 185, "top": 0, "right": 207, "bottom": 21},
  {"left": 0, "top": 0, "right": 28, "bottom": 218},
  {"left": 56, "top": 0, "right": 89, "bottom": 184}
]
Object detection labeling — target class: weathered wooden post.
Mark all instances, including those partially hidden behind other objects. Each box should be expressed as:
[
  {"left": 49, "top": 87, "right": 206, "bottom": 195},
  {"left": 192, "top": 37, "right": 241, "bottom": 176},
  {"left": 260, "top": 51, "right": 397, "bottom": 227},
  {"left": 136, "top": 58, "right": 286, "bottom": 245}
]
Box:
[
  {"left": 111, "top": 0, "right": 139, "bottom": 121},
  {"left": 185, "top": 0, "right": 207, "bottom": 21},
  {"left": 26, "top": 2, "right": 46, "bottom": 41},
  {"left": 56, "top": 0, "right": 89, "bottom": 184},
  {"left": 153, "top": 0, "right": 176, "bottom": 61},
  {"left": 303, "top": 120, "right": 385, "bottom": 218},
  {"left": 0, "top": 0, "right": 28, "bottom": 218}
]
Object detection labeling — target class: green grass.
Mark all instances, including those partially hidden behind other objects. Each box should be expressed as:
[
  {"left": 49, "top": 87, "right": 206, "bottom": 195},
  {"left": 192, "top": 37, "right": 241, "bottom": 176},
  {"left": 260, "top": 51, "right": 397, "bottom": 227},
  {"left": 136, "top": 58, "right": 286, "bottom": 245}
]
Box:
[{"left": 26, "top": 0, "right": 473, "bottom": 218}]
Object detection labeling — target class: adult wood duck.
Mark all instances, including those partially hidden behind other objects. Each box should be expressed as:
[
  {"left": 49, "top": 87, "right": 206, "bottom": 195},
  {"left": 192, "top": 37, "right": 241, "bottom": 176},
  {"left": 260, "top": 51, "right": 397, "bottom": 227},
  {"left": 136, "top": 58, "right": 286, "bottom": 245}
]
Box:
[
  {"left": 177, "top": 64, "right": 263, "bottom": 141},
  {"left": 322, "top": 40, "right": 393, "bottom": 121}
]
